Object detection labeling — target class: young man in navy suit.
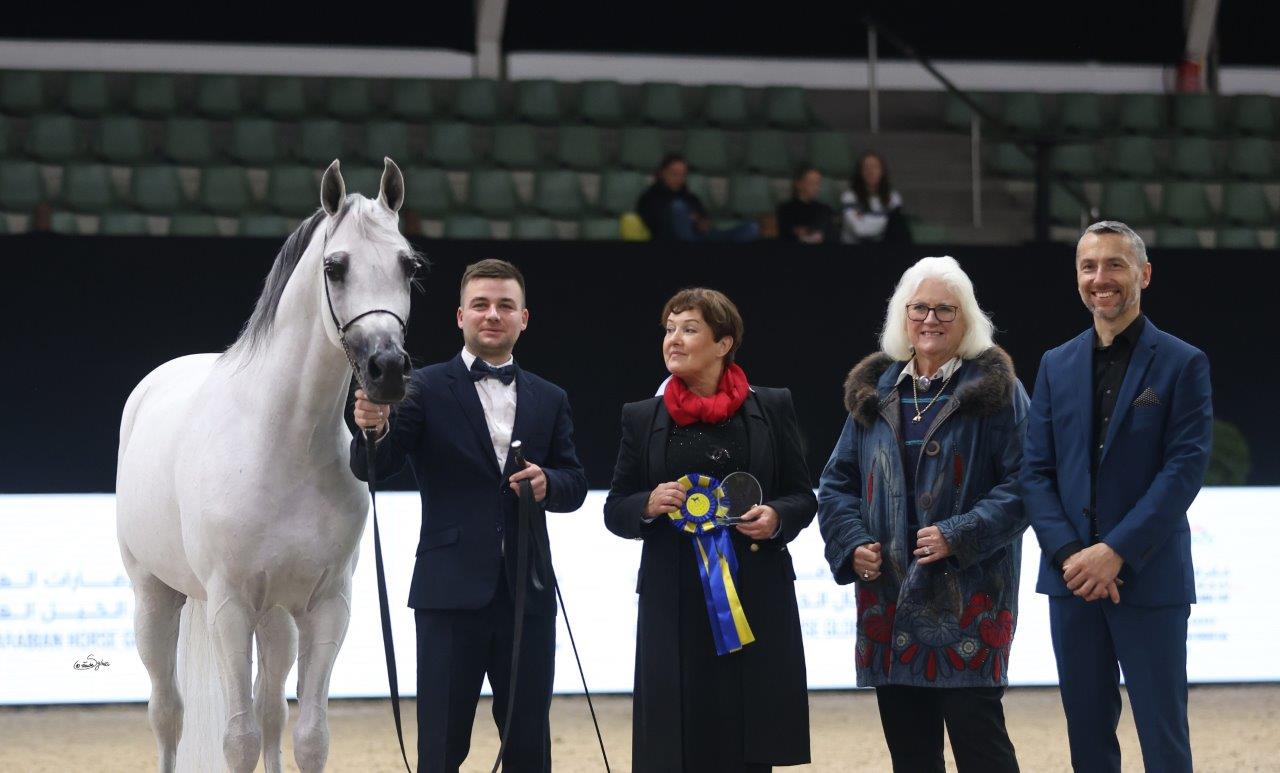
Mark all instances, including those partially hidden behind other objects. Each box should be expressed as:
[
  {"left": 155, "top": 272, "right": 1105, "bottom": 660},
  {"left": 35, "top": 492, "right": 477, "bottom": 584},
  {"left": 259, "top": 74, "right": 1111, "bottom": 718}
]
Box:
[
  {"left": 350, "top": 259, "right": 588, "bottom": 773},
  {"left": 1021, "top": 221, "right": 1213, "bottom": 772}
]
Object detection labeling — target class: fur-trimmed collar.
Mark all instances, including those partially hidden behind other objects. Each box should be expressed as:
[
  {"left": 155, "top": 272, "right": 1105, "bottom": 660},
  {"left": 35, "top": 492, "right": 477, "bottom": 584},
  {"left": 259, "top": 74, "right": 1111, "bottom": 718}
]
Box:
[{"left": 843, "top": 347, "right": 1016, "bottom": 427}]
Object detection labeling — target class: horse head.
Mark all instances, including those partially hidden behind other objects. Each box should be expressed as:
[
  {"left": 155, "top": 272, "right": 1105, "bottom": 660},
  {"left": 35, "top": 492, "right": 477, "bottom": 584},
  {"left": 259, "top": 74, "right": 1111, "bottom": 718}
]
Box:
[{"left": 317, "top": 157, "right": 418, "bottom": 404}]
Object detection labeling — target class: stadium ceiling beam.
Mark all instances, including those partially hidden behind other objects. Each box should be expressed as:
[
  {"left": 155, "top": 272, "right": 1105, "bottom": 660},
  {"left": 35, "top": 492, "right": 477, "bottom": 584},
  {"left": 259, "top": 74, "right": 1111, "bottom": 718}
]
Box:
[{"left": 475, "top": 0, "right": 510, "bottom": 79}]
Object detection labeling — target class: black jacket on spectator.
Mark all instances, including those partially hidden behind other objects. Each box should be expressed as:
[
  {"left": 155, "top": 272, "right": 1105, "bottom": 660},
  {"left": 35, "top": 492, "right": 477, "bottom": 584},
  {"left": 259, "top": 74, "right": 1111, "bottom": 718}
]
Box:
[
  {"left": 776, "top": 197, "right": 836, "bottom": 243},
  {"left": 636, "top": 183, "right": 707, "bottom": 242}
]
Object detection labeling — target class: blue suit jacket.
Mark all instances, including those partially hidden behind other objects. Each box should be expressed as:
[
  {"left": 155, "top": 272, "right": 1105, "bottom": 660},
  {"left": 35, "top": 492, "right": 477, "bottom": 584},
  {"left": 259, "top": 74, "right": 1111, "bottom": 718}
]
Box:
[
  {"left": 350, "top": 354, "right": 588, "bottom": 615},
  {"left": 1020, "top": 319, "right": 1212, "bottom": 606}
]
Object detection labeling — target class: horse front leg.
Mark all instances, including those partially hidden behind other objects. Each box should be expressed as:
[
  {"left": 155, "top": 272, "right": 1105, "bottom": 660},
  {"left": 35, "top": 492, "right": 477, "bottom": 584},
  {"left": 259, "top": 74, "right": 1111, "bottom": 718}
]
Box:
[
  {"left": 205, "top": 584, "right": 261, "bottom": 773},
  {"left": 293, "top": 585, "right": 353, "bottom": 773},
  {"left": 254, "top": 605, "right": 298, "bottom": 773}
]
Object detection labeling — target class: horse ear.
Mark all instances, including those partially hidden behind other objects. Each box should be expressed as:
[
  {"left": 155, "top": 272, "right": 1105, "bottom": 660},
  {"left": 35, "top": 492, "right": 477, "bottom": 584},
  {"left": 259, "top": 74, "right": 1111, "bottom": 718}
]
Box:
[
  {"left": 321, "top": 159, "right": 346, "bottom": 216},
  {"left": 378, "top": 156, "right": 405, "bottom": 213}
]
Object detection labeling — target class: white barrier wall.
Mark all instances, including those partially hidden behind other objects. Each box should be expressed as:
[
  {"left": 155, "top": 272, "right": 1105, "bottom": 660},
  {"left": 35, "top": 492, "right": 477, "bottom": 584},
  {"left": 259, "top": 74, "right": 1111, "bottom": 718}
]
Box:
[{"left": 1, "top": 488, "right": 1276, "bottom": 704}]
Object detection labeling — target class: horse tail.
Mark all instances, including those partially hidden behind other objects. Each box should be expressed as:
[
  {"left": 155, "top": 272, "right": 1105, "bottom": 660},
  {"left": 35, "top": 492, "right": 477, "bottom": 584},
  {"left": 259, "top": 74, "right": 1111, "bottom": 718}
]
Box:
[
  {"left": 117, "top": 380, "right": 151, "bottom": 462},
  {"left": 175, "top": 599, "right": 229, "bottom": 769}
]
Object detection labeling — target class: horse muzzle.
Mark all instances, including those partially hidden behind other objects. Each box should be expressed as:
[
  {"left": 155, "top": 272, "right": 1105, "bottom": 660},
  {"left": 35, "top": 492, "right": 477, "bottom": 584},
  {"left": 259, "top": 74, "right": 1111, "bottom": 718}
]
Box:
[{"left": 352, "top": 333, "right": 410, "bottom": 404}]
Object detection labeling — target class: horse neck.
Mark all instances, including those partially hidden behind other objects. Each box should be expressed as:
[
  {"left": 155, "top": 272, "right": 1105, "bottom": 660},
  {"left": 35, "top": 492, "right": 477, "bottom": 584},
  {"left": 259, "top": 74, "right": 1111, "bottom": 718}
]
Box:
[{"left": 244, "top": 244, "right": 352, "bottom": 436}]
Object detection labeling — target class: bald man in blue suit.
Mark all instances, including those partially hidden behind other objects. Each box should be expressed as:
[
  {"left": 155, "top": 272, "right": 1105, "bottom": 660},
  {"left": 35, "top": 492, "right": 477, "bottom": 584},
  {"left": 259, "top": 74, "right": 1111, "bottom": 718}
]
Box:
[{"left": 1021, "top": 221, "right": 1213, "bottom": 772}]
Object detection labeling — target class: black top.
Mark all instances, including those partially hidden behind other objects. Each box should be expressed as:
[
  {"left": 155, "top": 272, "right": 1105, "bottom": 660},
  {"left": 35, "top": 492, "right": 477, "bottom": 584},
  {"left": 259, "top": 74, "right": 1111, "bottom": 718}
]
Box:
[
  {"left": 775, "top": 197, "right": 835, "bottom": 242},
  {"left": 664, "top": 412, "right": 749, "bottom": 482},
  {"left": 636, "top": 183, "right": 708, "bottom": 242}
]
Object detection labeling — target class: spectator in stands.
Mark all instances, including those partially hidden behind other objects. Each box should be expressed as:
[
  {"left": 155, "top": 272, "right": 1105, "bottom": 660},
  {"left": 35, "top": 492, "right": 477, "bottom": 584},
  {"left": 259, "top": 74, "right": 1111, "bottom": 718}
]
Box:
[
  {"left": 841, "top": 151, "right": 910, "bottom": 244},
  {"left": 636, "top": 154, "right": 759, "bottom": 243},
  {"left": 818, "top": 256, "right": 1028, "bottom": 772},
  {"left": 776, "top": 166, "right": 836, "bottom": 244}
]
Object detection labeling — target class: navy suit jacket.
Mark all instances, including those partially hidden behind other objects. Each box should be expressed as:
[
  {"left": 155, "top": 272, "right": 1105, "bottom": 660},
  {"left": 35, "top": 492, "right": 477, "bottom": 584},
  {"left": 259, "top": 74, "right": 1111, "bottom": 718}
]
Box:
[
  {"left": 1020, "top": 318, "right": 1213, "bottom": 606},
  {"left": 350, "top": 354, "right": 588, "bottom": 615}
]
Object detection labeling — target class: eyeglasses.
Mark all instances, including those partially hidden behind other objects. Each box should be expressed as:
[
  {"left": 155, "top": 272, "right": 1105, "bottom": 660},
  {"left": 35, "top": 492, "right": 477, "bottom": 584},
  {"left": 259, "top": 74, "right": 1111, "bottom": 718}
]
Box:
[{"left": 906, "top": 303, "right": 958, "bottom": 322}]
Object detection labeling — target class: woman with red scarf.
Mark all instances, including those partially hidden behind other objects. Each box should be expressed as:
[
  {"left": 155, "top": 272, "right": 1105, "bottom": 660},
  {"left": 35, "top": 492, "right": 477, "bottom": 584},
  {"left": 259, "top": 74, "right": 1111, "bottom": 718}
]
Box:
[{"left": 605, "top": 288, "right": 817, "bottom": 772}]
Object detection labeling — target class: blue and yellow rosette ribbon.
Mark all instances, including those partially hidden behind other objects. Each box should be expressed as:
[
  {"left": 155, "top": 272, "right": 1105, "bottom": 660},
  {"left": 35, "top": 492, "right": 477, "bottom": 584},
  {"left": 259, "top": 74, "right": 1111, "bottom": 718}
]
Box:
[{"left": 667, "top": 473, "right": 756, "bottom": 655}]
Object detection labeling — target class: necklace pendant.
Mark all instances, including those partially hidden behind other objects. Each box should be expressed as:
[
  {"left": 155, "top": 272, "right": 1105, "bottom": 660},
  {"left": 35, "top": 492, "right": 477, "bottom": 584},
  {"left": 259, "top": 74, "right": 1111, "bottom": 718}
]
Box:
[{"left": 912, "top": 415, "right": 923, "bottom": 423}]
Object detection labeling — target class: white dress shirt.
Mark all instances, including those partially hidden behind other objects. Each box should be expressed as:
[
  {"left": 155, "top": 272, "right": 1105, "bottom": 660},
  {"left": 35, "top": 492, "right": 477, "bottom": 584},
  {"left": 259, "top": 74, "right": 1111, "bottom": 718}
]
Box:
[
  {"left": 894, "top": 355, "right": 963, "bottom": 388},
  {"left": 461, "top": 347, "right": 518, "bottom": 470}
]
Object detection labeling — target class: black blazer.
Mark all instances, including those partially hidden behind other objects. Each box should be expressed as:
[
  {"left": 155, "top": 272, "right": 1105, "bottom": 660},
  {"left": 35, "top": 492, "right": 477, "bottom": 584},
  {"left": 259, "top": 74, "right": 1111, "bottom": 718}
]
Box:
[
  {"left": 350, "top": 354, "right": 588, "bottom": 615},
  {"left": 604, "top": 386, "right": 816, "bottom": 771}
]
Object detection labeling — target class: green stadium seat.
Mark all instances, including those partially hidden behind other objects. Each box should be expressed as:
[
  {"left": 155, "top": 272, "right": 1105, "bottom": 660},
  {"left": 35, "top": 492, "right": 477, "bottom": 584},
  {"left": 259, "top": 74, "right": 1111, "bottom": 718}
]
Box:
[
  {"left": 744, "top": 130, "right": 792, "bottom": 176},
  {"left": 1, "top": 71, "right": 45, "bottom": 114},
  {"left": 1050, "top": 143, "right": 1101, "bottom": 177},
  {"left": 227, "top": 119, "right": 281, "bottom": 166},
  {"left": 427, "top": 122, "right": 477, "bottom": 168},
  {"left": 1117, "top": 94, "right": 1166, "bottom": 134},
  {"left": 65, "top": 73, "right": 112, "bottom": 116},
  {"left": 238, "top": 214, "right": 294, "bottom": 237},
  {"left": 579, "top": 216, "right": 621, "bottom": 239},
  {"left": 259, "top": 77, "right": 309, "bottom": 119},
  {"left": 1230, "top": 95, "right": 1276, "bottom": 136},
  {"left": 25, "top": 115, "right": 83, "bottom": 161},
  {"left": 60, "top": 164, "right": 116, "bottom": 212},
  {"left": 1216, "top": 227, "right": 1261, "bottom": 248},
  {"left": 341, "top": 165, "right": 384, "bottom": 199},
  {"left": 402, "top": 166, "right": 453, "bottom": 217},
  {"left": 1099, "top": 181, "right": 1153, "bottom": 224},
  {"left": 987, "top": 142, "right": 1034, "bottom": 177},
  {"left": 169, "top": 213, "right": 220, "bottom": 236},
  {"left": 0, "top": 116, "right": 8, "bottom": 155},
  {"left": 1172, "top": 93, "right": 1218, "bottom": 135},
  {"left": 1220, "top": 182, "right": 1275, "bottom": 226},
  {"left": 910, "top": 221, "right": 949, "bottom": 245},
  {"left": 388, "top": 79, "right": 435, "bottom": 121},
  {"left": 467, "top": 169, "right": 520, "bottom": 217},
  {"left": 1155, "top": 226, "right": 1200, "bottom": 248},
  {"left": 640, "top": 82, "right": 686, "bottom": 126},
  {"left": 199, "top": 166, "right": 253, "bottom": 215},
  {"left": 1160, "top": 181, "right": 1214, "bottom": 226},
  {"left": 514, "top": 80, "right": 562, "bottom": 124},
  {"left": 1050, "top": 184, "right": 1091, "bottom": 225},
  {"left": 763, "top": 87, "right": 810, "bottom": 129},
  {"left": 618, "top": 126, "right": 665, "bottom": 171},
  {"left": 362, "top": 121, "right": 411, "bottom": 165},
  {"left": 1225, "top": 138, "right": 1274, "bottom": 179},
  {"left": 1000, "top": 92, "right": 1046, "bottom": 133},
  {"left": 454, "top": 79, "right": 501, "bottom": 123},
  {"left": 1168, "top": 137, "right": 1218, "bottom": 179},
  {"left": 99, "top": 212, "right": 149, "bottom": 236},
  {"left": 130, "top": 166, "right": 185, "bottom": 213},
  {"left": 444, "top": 214, "right": 492, "bottom": 238},
  {"left": 1058, "top": 92, "right": 1107, "bottom": 135},
  {"left": 808, "top": 131, "right": 854, "bottom": 178},
  {"left": 194, "top": 75, "right": 243, "bottom": 118},
  {"left": 577, "top": 80, "right": 626, "bottom": 125},
  {"left": 598, "top": 169, "right": 649, "bottom": 215},
  {"left": 49, "top": 211, "right": 78, "bottom": 234},
  {"left": 163, "top": 118, "right": 217, "bottom": 165},
  {"left": 702, "top": 85, "right": 750, "bottom": 127},
  {"left": 943, "top": 92, "right": 991, "bottom": 131},
  {"left": 266, "top": 165, "right": 321, "bottom": 216},
  {"left": 0, "top": 215, "right": 7, "bottom": 234},
  {"left": 532, "top": 170, "right": 585, "bottom": 217},
  {"left": 1108, "top": 136, "right": 1159, "bottom": 178},
  {"left": 326, "top": 78, "right": 374, "bottom": 120},
  {"left": 726, "top": 174, "right": 773, "bottom": 217},
  {"left": 94, "top": 117, "right": 150, "bottom": 163},
  {"left": 0, "top": 160, "right": 46, "bottom": 212},
  {"left": 817, "top": 176, "right": 843, "bottom": 209},
  {"left": 296, "top": 119, "right": 346, "bottom": 166},
  {"left": 511, "top": 215, "right": 557, "bottom": 239},
  {"left": 490, "top": 124, "right": 544, "bottom": 169},
  {"left": 683, "top": 128, "right": 732, "bottom": 174},
  {"left": 129, "top": 74, "right": 178, "bottom": 117},
  {"left": 556, "top": 125, "right": 607, "bottom": 170},
  {"left": 686, "top": 173, "right": 715, "bottom": 211}
]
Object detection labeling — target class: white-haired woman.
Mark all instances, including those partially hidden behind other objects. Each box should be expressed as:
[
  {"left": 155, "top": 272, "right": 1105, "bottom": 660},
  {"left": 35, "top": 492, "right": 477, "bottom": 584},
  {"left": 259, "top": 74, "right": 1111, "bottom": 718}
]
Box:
[{"left": 817, "top": 256, "right": 1029, "bottom": 772}]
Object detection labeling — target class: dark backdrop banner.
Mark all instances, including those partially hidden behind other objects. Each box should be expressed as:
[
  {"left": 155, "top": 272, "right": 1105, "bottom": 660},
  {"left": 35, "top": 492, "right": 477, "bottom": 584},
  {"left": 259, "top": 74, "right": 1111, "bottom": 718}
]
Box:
[{"left": 1, "top": 235, "right": 1269, "bottom": 492}]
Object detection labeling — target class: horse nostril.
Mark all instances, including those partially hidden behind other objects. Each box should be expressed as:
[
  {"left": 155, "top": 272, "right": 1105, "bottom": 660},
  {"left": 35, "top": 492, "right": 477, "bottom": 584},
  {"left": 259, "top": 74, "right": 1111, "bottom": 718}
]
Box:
[
  {"left": 367, "top": 356, "right": 383, "bottom": 382},
  {"left": 401, "top": 354, "right": 411, "bottom": 373}
]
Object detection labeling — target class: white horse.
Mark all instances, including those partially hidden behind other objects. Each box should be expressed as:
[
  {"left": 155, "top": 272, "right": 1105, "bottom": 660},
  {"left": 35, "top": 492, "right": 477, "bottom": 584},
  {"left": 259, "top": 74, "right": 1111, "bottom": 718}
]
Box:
[{"left": 116, "top": 159, "right": 415, "bottom": 772}]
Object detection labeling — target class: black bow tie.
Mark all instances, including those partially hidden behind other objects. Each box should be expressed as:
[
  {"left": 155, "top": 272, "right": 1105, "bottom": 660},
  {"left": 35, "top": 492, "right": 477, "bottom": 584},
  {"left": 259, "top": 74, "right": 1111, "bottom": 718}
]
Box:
[{"left": 470, "top": 358, "right": 516, "bottom": 385}]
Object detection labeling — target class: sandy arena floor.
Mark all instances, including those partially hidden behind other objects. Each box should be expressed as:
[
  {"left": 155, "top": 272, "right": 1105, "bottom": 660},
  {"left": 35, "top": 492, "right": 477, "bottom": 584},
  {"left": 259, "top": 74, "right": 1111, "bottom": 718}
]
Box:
[{"left": 1, "top": 685, "right": 1277, "bottom": 771}]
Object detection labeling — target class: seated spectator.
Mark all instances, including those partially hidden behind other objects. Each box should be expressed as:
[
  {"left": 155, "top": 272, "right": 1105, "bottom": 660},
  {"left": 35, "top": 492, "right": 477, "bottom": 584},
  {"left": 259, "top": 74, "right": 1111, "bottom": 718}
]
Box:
[
  {"left": 776, "top": 166, "right": 836, "bottom": 244},
  {"left": 636, "top": 154, "right": 759, "bottom": 243},
  {"left": 841, "top": 151, "right": 910, "bottom": 244}
]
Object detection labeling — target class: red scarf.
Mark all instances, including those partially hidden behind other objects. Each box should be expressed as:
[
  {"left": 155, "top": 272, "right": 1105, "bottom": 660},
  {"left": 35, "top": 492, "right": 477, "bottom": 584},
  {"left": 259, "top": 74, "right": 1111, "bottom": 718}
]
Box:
[{"left": 664, "top": 363, "right": 750, "bottom": 427}]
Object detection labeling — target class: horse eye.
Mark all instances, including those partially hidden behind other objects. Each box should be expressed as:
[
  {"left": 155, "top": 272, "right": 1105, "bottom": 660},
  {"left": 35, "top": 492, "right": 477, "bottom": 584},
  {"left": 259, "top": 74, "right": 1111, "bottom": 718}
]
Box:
[{"left": 324, "top": 261, "right": 346, "bottom": 281}]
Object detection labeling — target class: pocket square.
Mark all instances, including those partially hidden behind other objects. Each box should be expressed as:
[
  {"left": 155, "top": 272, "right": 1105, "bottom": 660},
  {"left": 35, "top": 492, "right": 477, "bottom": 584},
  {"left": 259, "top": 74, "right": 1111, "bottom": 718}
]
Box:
[{"left": 1133, "top": 387, "right": 1161, "bottom": 407}]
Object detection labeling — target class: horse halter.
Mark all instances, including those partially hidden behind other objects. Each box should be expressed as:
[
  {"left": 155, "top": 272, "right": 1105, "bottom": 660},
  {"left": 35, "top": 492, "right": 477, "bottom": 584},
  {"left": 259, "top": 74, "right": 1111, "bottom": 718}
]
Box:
[{"left": 321, "top": 258, "right": 408, "bottom": 399}]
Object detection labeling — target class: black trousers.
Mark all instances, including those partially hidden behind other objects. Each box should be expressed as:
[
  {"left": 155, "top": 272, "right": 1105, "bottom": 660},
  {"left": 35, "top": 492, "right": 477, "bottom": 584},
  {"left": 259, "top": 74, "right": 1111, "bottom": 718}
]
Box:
[
  {"left": 414, "top": 567, "right": 556, "bottom": 773},
  {"left": 875, "top": 685, "right": 1019, "bottom": 773}
]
